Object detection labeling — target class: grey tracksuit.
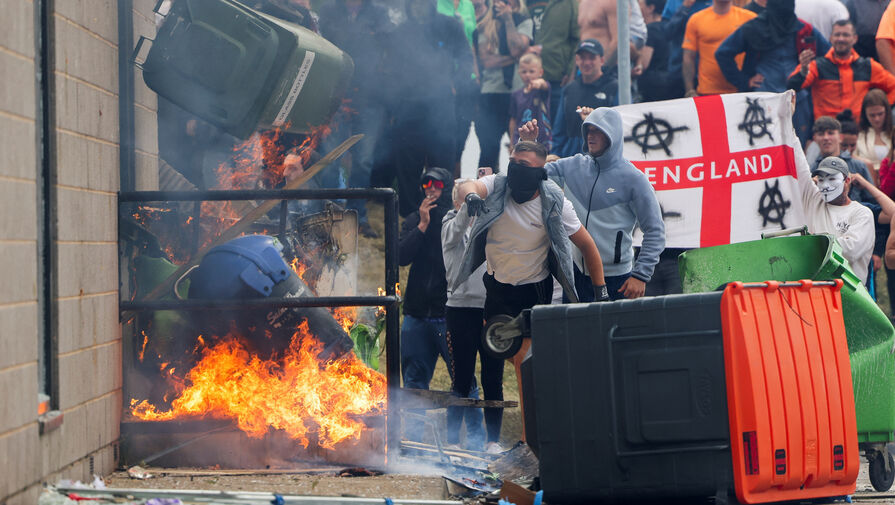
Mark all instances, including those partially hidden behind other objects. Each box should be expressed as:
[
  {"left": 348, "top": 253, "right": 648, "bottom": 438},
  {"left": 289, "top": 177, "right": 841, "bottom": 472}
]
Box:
[{"left": 545, "top": 107, "right": 665, "bottom": 281}]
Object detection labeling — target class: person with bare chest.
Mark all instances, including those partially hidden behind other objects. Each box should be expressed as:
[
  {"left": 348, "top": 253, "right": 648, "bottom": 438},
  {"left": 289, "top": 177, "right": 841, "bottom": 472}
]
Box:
[{"left": 578, "top": 0, "right": 646, "bottom": 67}]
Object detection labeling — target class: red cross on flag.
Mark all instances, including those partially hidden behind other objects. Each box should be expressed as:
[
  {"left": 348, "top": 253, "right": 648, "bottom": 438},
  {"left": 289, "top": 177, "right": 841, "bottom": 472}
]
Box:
[{"left": 621, "top": 92, "right": 806, "bottom": 248}]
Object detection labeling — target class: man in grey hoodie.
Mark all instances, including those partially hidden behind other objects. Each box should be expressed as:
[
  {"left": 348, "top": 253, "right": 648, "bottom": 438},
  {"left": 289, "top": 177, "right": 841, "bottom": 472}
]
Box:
[{"left": 519, "top": 107, "right": 665, "bottom": 300}]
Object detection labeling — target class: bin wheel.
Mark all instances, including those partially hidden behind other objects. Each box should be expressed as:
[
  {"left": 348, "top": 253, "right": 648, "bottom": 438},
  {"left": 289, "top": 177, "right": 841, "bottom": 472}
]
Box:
[
  {"left": 869, "top": 449, "right": 895, "bottom": 492},
  {"left": 482, "top": 315, "right": 523, "bottom": 360}
]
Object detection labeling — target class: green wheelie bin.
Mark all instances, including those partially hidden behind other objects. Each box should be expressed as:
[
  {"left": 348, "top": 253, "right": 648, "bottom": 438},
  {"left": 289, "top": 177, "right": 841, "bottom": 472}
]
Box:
[
  {"left": 141, "top": 0, "right": 354, "bottom": 138},
  {"left": 678, "top": 229, "right": 895, "bottom": 491}
]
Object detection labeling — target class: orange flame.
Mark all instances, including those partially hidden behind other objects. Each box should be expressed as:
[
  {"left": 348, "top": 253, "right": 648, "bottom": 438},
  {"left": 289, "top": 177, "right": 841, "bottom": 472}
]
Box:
[
  {"left": 332, "top": 307, "right": 357, "bottom": 334},
  {"left": 130, "top": 322, "right": 386, "bottom": 449},
  {"left": 290, "top": 257, "right": 308, "bottom": 280},
  {"left": 138, "top": 331, "right": 149, "bottom": 362},
  {"left": 130, "top": 125, "right": 333, "bottom": 267},
  {"left": 193, "top": 124, "right": 332, "bottom": 253}
]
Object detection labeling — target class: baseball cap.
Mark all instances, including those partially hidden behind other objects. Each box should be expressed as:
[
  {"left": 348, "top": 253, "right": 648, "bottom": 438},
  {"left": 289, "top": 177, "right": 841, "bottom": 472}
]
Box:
[
  {"left": 576, "top": 39, "right": 604, "bottom": 56},
  {"left": 812, "top": 156, "right": 850, "bottom": 178}
]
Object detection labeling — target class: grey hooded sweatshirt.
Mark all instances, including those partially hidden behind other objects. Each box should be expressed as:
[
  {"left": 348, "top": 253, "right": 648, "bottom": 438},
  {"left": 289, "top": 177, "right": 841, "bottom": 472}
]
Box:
[{"left": 545, "top": 107, "right": 665, "bottom": 281}]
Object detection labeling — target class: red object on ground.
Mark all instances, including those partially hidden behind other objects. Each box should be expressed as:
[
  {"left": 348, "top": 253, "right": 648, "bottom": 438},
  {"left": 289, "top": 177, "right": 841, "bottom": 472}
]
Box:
[{"left": 66, "top": 493, "right": 103, "bottom": 501}]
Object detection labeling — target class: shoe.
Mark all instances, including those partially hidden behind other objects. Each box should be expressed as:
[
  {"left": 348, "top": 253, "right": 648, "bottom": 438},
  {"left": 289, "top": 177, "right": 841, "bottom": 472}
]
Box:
[
  {"left": 485, "top": 441, "right": 503, "bottom": 454},
  {"left": 358, "top": 222, "right": 379, "bottom": 239}
]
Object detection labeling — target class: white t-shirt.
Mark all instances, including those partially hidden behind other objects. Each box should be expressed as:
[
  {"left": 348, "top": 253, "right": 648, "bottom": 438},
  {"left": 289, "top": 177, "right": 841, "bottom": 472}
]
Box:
[
  {"left": 480, "top": 175, "right": 582, "bottom": 285},
  {"left": 795, "top": 151, "right": 875, "bottom": 284}
]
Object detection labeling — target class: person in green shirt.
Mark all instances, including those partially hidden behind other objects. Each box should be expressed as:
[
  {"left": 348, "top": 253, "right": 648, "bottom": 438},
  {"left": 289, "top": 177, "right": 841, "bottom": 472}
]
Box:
[
  {"left": 438, "top": 0, "right": 481, "bottom": 175},
  {"left": 533, "top": 0, "right": 579, "bottom": 123},
  {"left": 438, "top": 0, "right": 478, "bottom": 44}
]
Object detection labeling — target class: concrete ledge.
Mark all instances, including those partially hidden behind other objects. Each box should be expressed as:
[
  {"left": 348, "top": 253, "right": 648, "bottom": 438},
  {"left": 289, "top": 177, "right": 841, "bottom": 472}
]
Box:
[{"left": 39, "top": 410, "right": 64, "bottom": 435}]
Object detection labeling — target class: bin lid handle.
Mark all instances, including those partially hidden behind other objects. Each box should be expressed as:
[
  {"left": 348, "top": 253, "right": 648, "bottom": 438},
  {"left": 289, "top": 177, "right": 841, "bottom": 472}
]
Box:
[
  {"left": 172, "top": 264, "right": 198, "bottom": 301},
  {"left": 761, "top": 226, "right": 809, "bottom": 239},
  {"left": 132, "top": 36, "right": 153, "bottom": 72}
]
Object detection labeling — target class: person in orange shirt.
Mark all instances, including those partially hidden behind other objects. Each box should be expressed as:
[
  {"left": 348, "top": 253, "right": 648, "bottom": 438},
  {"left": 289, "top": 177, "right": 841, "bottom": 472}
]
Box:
[
  {"left": 876, "top": 0, "right": 895, "bottom": 75},
  {"left": 681, "top": 0, "right": 756, "bottom": 96},
  {"left": 788, "top": 19, "right": 895, "bottom": 120}
]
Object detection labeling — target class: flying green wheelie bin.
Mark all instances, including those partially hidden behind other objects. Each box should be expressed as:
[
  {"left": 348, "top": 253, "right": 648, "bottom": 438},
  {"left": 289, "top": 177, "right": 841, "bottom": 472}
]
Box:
[
  {"left": 140, "top": 0, "right": 354, "bottom": 138},
  {"left": 678, "top": 229, "right": 895, "bottom": 491}
]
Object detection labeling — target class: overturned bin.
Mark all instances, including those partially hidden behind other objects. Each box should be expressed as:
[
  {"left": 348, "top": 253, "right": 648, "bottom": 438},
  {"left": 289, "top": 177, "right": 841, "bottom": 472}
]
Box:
[
  {"left": 679, "top": 232, "right": 895, "bottom": 489},
  {"left": 525, "top": 281, "right": 858, "bottom": 504}
]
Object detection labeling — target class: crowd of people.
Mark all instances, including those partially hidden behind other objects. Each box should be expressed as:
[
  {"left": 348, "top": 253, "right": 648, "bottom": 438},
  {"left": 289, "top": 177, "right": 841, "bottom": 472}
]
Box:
[
  {"left": 378, "top": 0, "right": 895, "bottom": 450},
  {"left": 157, "top": 0, "right": 895, "bottom": 449}
]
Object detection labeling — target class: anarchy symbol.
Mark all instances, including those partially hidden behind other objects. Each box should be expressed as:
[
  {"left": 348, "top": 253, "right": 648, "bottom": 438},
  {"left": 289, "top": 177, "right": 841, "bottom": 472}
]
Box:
[
  {"left": 624, "top": 113, "right": 689, "bottom": 156},
  {"left": 660, "top": 203, "right": 682, "bottom": 220},
  {"left": 757, "top": 180, "right": 791, "bottom": 228},
  {"left": 738, "top": 97, "right": 774, "bottom": 146}
]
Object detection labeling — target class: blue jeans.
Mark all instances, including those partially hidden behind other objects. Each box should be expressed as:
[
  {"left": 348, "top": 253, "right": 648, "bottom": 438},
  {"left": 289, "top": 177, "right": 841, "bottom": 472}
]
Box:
[
  {"left": 318, "top": 104, "right": 386, "bottom": 223},
  {"left": 401, "top": 314, "right": 451, "bottom": 441}
]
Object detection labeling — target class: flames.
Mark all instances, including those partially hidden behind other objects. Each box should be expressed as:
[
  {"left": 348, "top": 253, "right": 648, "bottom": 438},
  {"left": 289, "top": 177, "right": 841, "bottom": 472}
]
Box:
[
  {"left": 129, "top": 121, "right": 391, "bottom": 450},
  {"left": 130, "top": 247, "right": 388, "bottom": 450},
  {"left": 130, "top": 321, "right": 386, "bottom": 449},
  {"left": 133, "top": 124, "right": 332, "bottom": 265}
]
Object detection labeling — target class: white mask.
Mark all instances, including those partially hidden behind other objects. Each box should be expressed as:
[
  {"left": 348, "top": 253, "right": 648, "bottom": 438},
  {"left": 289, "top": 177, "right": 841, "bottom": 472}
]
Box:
[{"left": 816, "top": 172, "right": 845, "bottom": 203}]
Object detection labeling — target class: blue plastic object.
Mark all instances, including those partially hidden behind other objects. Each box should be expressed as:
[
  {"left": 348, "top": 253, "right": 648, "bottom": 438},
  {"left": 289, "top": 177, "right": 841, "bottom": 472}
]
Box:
[
  {"left": 189, "top": 235, "right": 290, "bottom": 298},
  {"left": 187, "top": 234, "right": 354, "bottom": 360}
]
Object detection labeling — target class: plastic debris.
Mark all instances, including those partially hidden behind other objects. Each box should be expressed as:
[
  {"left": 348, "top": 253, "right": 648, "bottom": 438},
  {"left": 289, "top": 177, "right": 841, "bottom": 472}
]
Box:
[
  {"left": 127, "top": 466, "right": 154, "bottom": 480},
  {"left": 146, "top": 499, "right": 182, "bottom": 505},
  {"left": 66, "top": 494, "right": 103, "bottom": 502}
]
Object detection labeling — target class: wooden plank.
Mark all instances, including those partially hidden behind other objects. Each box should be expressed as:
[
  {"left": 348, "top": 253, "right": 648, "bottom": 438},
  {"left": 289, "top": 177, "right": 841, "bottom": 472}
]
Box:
[
  {"left": 499, "top": 481, "right": 537, "bottom": 505},
  {"left": 399, "top": 443, "right": 492, "bottom": 463},
  {"left": 488, "top": 443, "right": 539, "bottom": 484},
  {"left": 399, "top": 389, "right": 519, "bottom": 409},
  {"left": 399, "top": 440, "right": 497, "bottom": 463},
  {"left": 145, "top": 467, "right": 341, "bottom": 477}
]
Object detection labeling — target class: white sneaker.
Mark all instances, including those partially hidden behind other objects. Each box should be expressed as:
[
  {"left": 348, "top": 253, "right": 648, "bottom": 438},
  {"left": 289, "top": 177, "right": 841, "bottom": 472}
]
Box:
[{"left": 485, "top": 441, "right": 503, "bottom": 454}]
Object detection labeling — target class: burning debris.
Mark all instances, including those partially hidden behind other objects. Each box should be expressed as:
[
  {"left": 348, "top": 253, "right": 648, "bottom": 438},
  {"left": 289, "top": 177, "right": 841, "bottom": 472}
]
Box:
[
  {"left": 127, "top": 233, "right": 383, "bottom": 450},
  {"left": 129, "top": 320, "right": 385, "bottom": 449}
]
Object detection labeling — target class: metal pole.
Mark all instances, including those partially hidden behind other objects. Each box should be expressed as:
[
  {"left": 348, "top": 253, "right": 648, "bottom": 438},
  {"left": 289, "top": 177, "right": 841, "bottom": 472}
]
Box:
[
  {"left": 383, "top": 191, "right": 401, "bottom": 463},
  {"left": 119, "top": 187, "right": 398, "bottom": 202},
  {"left": 617, "top": 0, "right": 632, "bottom": 104},
  {"left": 120, "top": 296, "right": 399, "bottom": 312}
]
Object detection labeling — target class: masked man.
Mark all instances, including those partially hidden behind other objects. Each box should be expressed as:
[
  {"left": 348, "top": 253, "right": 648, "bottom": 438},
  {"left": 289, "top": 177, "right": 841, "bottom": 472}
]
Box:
[
  {"left": 452, "top": 141, "right": 608, "bottom": 314},
  {"left": 451, "top": 141, "right": 607, "bottom": 443},
  {"left": 797, "top": 154, "right": 874, "bottom": 285}
]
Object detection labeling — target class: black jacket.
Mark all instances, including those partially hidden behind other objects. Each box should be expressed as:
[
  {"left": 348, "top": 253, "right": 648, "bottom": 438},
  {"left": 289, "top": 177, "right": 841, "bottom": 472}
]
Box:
[
  {"left": 399, "top": 167, "right": 454, "bottom": 318},
  {"left": 318, "top": 0, "right": 393, "bottom": 105},
  {"left": 383, "top": 6, "right": 475, "bottom": 103},
  {"left": 559, "top": 73, "right": 618, "bottom": 138}
]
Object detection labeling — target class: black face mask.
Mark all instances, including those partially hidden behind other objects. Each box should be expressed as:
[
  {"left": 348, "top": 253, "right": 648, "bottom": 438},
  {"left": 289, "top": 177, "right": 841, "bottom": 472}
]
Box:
[{"left": 506, "top": 161, "right": 547, "bottom": 204}]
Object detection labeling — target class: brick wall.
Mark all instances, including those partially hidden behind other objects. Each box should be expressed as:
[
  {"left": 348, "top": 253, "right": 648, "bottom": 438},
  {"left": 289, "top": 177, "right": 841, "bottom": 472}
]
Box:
[{"left": 0, "top": 1, "right": 158, "bottom": 502}]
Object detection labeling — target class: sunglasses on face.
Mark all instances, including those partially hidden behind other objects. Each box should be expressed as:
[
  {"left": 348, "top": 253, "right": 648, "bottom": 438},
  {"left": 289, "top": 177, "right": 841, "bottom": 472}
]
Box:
[{"left": 421, "top": 179, "right": 444, "bottom": 190}]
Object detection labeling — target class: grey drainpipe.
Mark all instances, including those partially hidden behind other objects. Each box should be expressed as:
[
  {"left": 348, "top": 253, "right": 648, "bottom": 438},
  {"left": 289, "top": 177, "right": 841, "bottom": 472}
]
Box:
[
  {"left": 35, "top": 0, "right": 63, "bottom": 433},
  {"left": 119, "top": 0, "right": 136, "bottom": 192}
]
